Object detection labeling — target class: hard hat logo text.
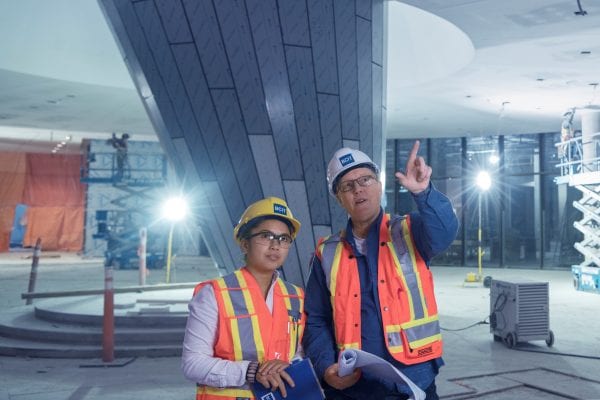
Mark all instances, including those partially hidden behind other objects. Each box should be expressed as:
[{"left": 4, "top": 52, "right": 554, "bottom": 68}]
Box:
[
  {"left": 339, "top": 153, "right": 355, "bottom": 166},
  {"left": 273, "top": 204, "right": 287, "bottom": 215}
]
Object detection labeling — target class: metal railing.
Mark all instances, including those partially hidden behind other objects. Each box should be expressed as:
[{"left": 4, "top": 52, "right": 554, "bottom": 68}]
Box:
[
  {"left": 80, "top": 152, "right": 167, "bottom": 186},
  {"left": 555, "top": 136, "right": 600, "bottom": 177},
  {"left": 22, "top": 282, "right": 198, "bottom": 301}
]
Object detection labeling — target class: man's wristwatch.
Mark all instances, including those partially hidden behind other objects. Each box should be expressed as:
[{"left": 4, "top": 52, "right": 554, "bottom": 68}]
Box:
[{"left": 246, "top": 361, "right": 259, "bottom": 383}]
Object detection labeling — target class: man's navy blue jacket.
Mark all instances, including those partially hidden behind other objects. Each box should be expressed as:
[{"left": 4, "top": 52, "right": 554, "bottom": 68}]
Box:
[{"left": 302, "top": 184, "right": 458, "bottom": 398}]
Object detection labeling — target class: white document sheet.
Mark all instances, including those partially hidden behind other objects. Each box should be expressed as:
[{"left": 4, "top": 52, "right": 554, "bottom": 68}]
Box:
[{"left": 337, "top": 349, "right": 426, "bottom": 400}]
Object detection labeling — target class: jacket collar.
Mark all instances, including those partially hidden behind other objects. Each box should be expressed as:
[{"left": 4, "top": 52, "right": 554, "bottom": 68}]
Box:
[{"left": 345, "top": 207, "right": 384, "bottom": 252}]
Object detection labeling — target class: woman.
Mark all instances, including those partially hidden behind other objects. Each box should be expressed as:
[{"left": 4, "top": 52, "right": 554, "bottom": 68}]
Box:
[{"left": 182, "top": 197, "right": 305, "bottom": 400}]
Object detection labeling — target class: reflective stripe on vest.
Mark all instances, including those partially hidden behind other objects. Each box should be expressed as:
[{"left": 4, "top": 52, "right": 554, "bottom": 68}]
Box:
[
  {"left": 318, "top": 214, "right": 442, "bottom": 365},
  {"left": 218, "top": 270, "right": 266, "bottom": 361},
  {"left": 387, "top": 216, "right": 442, "bottom": 354},
  {"left": 276, "top": 279, "right": 304, "bottom": 361},
  {"left": 196, "top": 386, "right": 252, "bottom": 399},
  {"left": 387, "top": 215, "right": 428, "bottom": 321}
]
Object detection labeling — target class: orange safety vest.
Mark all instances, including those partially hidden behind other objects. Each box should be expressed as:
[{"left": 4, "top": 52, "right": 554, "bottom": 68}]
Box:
[
  {"left": 192, "top": 268, "right": 305, "bottom": 400},
  {"left": 316, "top": 214, "right": 442, "bottom": 365}
]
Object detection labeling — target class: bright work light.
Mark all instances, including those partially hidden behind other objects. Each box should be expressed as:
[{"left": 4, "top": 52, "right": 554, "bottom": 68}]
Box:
[
  {"left": 162, "top": 196, "right": 188, "bottom": 222},
  {"left": 465, "top": 170, "right": 492, "bottom": 287},
  {"left": 161, "top": 196, "right": 188, "bottom": 283},
  {"left": 476, "top": 171, "right": 492, "bottom": 191}
]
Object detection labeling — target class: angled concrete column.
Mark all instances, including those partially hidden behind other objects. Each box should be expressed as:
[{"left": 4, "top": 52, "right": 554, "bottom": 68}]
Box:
[{"left": 99, "top": 0, "right": 386, "bottom": 286}]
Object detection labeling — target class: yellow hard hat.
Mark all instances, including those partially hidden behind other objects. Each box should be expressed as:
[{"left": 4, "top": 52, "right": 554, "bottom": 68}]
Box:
[{"left": 233, "top": 197, "right": 301, "bottom": 243}]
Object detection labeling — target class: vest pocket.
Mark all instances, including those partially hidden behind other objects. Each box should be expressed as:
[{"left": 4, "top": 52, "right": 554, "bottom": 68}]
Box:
[{"left": 398, "top": 317, "right": 442, "bottom": 363}]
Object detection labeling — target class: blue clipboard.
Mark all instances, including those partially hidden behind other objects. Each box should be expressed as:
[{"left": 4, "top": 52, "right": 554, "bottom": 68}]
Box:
[{"left": 251, "top": 358, "right": 325, "bottom": 400}]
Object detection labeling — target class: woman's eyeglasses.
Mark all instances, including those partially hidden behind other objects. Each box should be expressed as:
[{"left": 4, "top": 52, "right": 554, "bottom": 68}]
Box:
[{"left": 248, "top": 231, "right": 294, "bottom": 248}]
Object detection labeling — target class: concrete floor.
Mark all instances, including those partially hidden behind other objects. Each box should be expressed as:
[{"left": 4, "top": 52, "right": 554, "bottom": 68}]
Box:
[{"left": 0, "top": 251, "right": 599, "bottom": 399}]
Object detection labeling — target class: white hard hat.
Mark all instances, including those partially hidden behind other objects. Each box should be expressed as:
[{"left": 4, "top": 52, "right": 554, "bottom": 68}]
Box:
[{"left": 327, "top": 147, "right": 379, "bottom": 196}]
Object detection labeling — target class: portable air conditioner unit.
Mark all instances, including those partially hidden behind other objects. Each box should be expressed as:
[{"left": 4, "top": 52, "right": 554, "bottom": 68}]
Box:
[{"left": 489, "top": 279, "right": 554, "bottom": 348}]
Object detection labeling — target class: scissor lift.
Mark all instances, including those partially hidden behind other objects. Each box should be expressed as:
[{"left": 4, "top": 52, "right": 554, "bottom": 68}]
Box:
[
  {"left": 81, "top": 150, "right": 169, "bottom": 269},
  {"left": 555, "top": 136, "right": 600, "bottom": 294}
]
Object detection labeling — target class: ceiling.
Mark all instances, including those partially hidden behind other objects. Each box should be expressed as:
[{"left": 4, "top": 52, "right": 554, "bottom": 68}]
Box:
[
  {"left": 1, "top": 0, "right": 599, "bottom": 154},
  {"left": 0, "top": 0, "right": 156, "bottom": 154},
  {"left": 388, "top": 0, "right": 600, "bottom": 138}
]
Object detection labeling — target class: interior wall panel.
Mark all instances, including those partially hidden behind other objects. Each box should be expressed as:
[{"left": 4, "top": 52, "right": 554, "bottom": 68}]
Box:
[
  {"left": 307, "top": 0, "right": 338, "bottom": 95},
  {"left": 212, "top": 89, "right": 263, "bottom": 208},
  {"left": 248, "top": 135, "right": 286, "bottom": 200},
  {"left": 247, "top": 0, "right": 303, "bottom": 180},
  {"left": 213, "top": 0, "right": 272, "bottom": 134},
  {"left": 283, "top": 180, "right": 315, "bottom": 286},
  {"left": 278, "top": 0, "right": 310, "bottom": 47},
  {"left": 334, "top": 0, "right": 359, "bottom": 141},
  {"left": 182, "top": 0, "right": 233, "bottom": 88},
  {"left": 372, "top": 63, "right": 384, "bottom": 168},
  {"left": 154, "top": 0, "right": 193, "bottom": 44},
  {"left": 100, "top": 0, "right": 386, "bottom": 286},
  {"left": 171, "top": 137, "right": 227, "bottom": 270},
  {"left": 134, "top": 0, "right": 209, "bottom": 171},
  {"left": 285, "top": 45, "right": 329, "bottom": 225},
  {"left": 357, "top": 16, "right": 374, "bottom": 158},
  {"left": 372, "top": 0, "right": 384, "bottom": 66},
  {"left": 112, "top": 0, "right": 187, "bottom": 144},
  {"left": 202, "top": 181, "right": 240, "bottom": 270}
]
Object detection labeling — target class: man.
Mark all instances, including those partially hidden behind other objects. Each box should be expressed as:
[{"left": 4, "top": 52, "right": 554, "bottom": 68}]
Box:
[
  {"left": 558, "top": 109, "right": 574, "bottom": 165},
  {"left": 303, "top": 141, "right": 458, "bottom": 399},
  {"left": 108, "top": 133, "right": 130, "bottom": 180}
]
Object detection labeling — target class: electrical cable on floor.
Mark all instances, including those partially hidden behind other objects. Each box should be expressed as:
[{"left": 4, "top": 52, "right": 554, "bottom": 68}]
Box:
[
  {"left": 441, "top": 318, "right": 600, "bottom": 360},
  {"left": 440, "top": 293, "right": 507, "bottom": 332},
  {"left": 512, "top": 347, "right": 600, "bottom": 360},
  {"left": 441, "top": 292, "right": 507, "bottom": 331},
  {"left": 440, "top": 318, "right": 489, "bottom": 332},
  {"left": 439, "top": 292, "right": 600, "bottom": 360}
]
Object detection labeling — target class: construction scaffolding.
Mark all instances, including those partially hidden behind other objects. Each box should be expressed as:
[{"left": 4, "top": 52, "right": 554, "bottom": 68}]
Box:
[
  {"left": 555, "top": 134, "right": 600, "bottom": 293},
  {"left": 81, "top": 145, "right": 169, "bottom": 269}
]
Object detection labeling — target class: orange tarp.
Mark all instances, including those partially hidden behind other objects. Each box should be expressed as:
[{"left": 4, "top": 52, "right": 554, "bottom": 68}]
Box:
[
  {"left": 23, "top": 153, "right": 84, "bottom": 206},
  {"left": 23, "top": 207, "right": 84, "bottom": 251},
  {"left": 0, "top": 206, "right": 15, "bottom": 251},
  {"left": 0, "top": 153, "right": 27, "bottom": 251},
  {"left": 21, "top": 153, "right": 86, "bottom": 251},
  {"left": 0, "top": 152, "right": 85, "bottom": 252}
]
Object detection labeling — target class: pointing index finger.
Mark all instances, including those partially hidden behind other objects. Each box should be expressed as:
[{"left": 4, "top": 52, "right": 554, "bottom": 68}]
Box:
[{"left": 406, "top": 140, "right": 420, "bottom": 165}]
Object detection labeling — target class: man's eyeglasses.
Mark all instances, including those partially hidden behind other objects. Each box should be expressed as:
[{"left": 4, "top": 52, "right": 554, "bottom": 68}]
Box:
[
  {"left": 337, "top": 175, "right": 378, "bottom": 193},
  {"left": 248, "top": 231, "right": 294, "bottom": 248}
]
